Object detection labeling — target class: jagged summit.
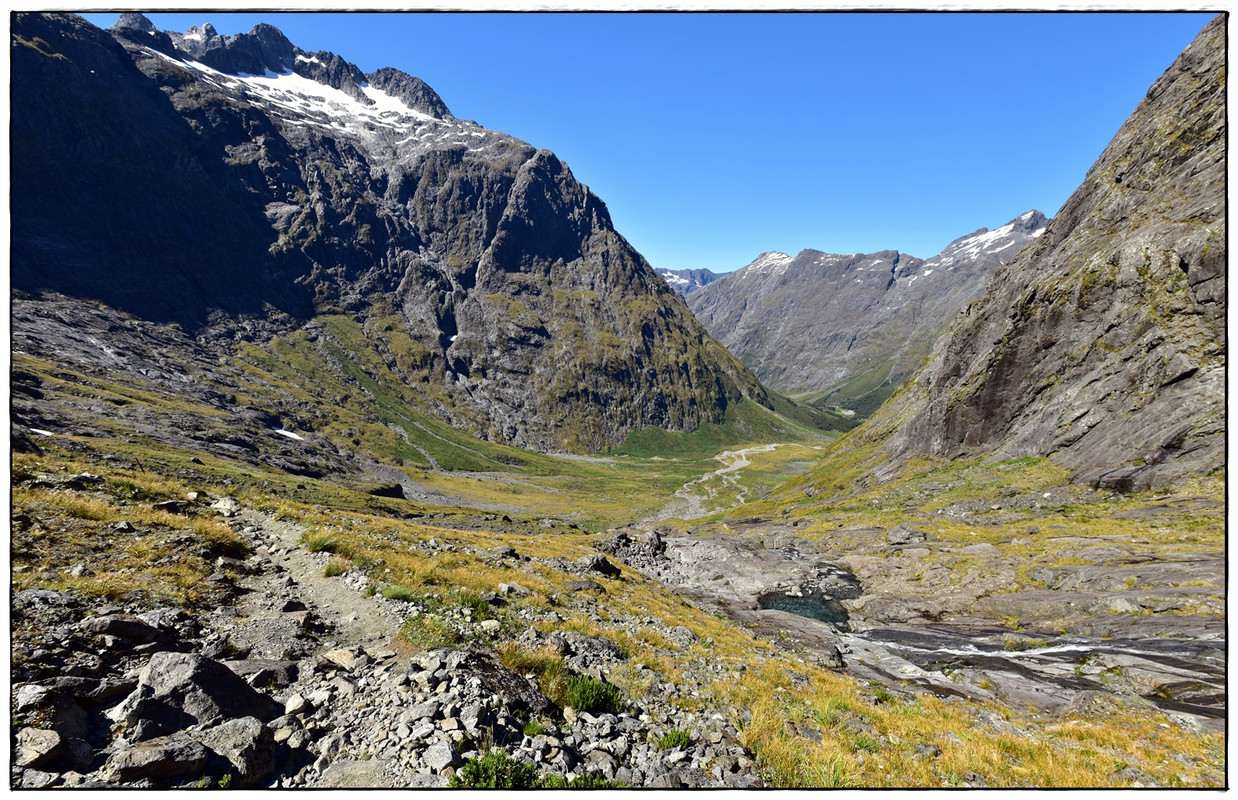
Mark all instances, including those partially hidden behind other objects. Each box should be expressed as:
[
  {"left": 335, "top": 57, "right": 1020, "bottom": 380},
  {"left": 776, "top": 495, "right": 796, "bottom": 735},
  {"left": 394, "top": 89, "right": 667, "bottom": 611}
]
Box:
[
  {"left": 931, "top": 209, "right": 1049, "bottom": 271},
  {"left": 109, "top": 14, "right": 451, "bottom": 119},
  {"left": 12, "top": 11, "right": 769, "bottom": 455}
]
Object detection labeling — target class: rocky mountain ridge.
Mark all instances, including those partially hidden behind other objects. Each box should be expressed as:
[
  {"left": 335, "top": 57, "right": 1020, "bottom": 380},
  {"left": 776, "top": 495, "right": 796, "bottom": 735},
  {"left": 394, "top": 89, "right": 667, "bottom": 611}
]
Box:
[
  {"left": 11, "top": 12, "right": 771, "bottom": 456},
  {"left": 868, "top": 14, "right": 1225, "bottom": 492},
  {"left": 686, "top": 212, "right": 1049, "bottom": 410},
  {"left": 655, "top": 267, "right": 722, "bottom": 295}
]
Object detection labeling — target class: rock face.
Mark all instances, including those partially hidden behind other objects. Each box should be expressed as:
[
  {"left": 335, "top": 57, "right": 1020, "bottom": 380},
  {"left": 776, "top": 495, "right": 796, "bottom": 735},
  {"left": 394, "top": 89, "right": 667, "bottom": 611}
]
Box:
[
  {"left": 686, "top": 214, "right": 1048, "bottom": 412},
  {"left": 10, "top": 12, "right": 769, "bottom": 454},
  {"left": 873, "top": 15, "right": 1225, "bottom": 491}
]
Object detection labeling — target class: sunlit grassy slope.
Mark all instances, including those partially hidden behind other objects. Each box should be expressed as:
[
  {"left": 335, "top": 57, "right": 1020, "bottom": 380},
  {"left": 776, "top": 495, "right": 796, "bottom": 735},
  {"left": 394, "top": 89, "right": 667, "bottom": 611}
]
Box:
[{"left": 12, "top": 441, "right": 1225, "bottom": 788}]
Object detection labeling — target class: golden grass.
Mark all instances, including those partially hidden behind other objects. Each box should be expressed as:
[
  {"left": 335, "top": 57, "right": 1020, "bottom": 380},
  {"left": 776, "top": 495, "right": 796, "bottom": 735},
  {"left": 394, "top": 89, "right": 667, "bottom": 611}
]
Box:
[{"left": 10, "top": 440, "right": 1226, "bottom": 789}]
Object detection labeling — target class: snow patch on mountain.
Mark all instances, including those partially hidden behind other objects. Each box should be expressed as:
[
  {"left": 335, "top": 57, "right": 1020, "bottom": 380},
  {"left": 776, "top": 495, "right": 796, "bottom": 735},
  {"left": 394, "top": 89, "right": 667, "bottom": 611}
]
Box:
[
  {"left": 152, "top": 49, "right": 445, "bottom": 142},
  {"left": 737, "top": 251, "right": 793, "bottom": 279}
]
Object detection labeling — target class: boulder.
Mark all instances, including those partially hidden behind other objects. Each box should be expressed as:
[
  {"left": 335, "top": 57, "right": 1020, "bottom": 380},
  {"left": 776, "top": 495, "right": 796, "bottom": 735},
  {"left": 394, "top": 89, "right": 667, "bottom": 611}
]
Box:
[
  {"left": 98, "top": 734, "right": 210, "bottom": 784},
  {"left": 574, "top": 554, "right": 621, "bottom": 578},
  {"left": 210, "top": 497, "right": 241, "bottom": 516},
  {"left": 193, "top": 716, "right": 276, "bottom": 788},
  {"left": 886, "top": 524, "right": 929, "bottom": 546},
  {"left": 152, "top": 500, "right": 192, "bottom": 515},
  {"left": 323, "top": 648, "right": 370, "bottom": 672},
  {"left": 223, "top": 658, "right": 301, "bottom": 688},
  {"left": 423, "top": 740, "right": 460, "bottom": 772},
  {"left": 80, "top": 613, "right": 160, "bottom": 644},
  {"left": 15, "top": 727, "right": 65, "bottom": 769},
  {"left": 107, "top": 652, "right": 282, "bottom": 741}
]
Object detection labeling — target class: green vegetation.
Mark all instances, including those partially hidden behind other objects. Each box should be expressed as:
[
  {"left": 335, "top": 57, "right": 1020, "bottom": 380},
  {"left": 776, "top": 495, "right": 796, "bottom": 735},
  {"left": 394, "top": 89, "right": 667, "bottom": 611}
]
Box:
[
  {"left": 656, "top": 728, "right": 693, "bottom": 750},
  {"left": 563, "top": 674, "right": 623, "bottom": 715},
  {"left": 448, "top": 749, "right": 625, "bottom": 789},
  {"left": 398, "top": 614, "right": 461, "bottom": 651},
  {"left": 448, "top": 749, "right": 540, "bottom": 788},
  {"left": 614, "top": 396, "right": 832, "bottom": 460}
]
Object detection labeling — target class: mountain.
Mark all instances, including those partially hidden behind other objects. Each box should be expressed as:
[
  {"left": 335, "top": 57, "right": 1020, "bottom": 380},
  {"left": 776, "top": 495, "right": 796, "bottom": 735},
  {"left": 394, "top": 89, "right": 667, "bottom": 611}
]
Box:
[
  {"left": 10, "top": 13, "right": 773, "bottom": 456},
  {"left": 854, "top": 14, "right": 1225, "bottom": 492},
  {"left": 655, "top": 267, "right": 722, "bottom": 296},
  {"left": 686, "top": 213, "right": 1048, "bottom": 413}
]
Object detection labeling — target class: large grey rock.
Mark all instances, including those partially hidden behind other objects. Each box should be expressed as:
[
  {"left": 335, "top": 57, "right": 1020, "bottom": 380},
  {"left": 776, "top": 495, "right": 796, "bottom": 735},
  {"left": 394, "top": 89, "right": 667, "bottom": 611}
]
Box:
[
  {"left": 193, "top": 716, "right": 276, "bottom": 788},
  {"left": 223, "top": 658, "right": 301, "bottom": 687},
  {"left": 15, "top": 727, "right": 64, "bottom": 769},
  {"left": 422, "top": 740, "right": 460, "bottom": 772},
  {"left": 79, "top": 613, "right": 160, "bottom": 643},
  {"left": 107, "top": 652, "right": 282, "bottom": 742},
  {"left": 97, "top": 734, "right": 210, "bottom": 784},
  {"left": 574, "top": 554, "right": 621, "bottom": 578}
]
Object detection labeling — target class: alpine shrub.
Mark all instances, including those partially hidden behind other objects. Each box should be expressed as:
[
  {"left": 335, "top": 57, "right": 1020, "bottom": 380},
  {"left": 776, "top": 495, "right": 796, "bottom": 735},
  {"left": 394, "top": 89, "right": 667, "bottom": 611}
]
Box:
[{"left": 564, "top": 674, "right": 622, "bottom": 715}]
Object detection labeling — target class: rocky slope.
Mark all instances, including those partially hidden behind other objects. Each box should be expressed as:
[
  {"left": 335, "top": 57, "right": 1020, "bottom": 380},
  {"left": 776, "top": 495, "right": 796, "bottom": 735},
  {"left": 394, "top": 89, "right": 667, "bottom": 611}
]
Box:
[
  {"left": 11, "top": 12, "right": 769, "bottom": 455},
  {"left": 10, "top": 484, "right": 764, "bottom": 789},
  {"left": 869, "top": 14, "right": 1225, "bottom": 491},
  {"left": 655, "top": 267, "right": 722, "bottom": 296},
  {"left": 686, "top": 213, "right": 1048, "bottom": 411}
]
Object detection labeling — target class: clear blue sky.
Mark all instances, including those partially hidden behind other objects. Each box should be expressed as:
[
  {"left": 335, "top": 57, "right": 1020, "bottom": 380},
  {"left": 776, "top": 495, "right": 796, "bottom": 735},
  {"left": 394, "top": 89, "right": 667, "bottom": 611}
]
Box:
[{"left": 82, "top": 11, "right": 1217, "bottom": 271}]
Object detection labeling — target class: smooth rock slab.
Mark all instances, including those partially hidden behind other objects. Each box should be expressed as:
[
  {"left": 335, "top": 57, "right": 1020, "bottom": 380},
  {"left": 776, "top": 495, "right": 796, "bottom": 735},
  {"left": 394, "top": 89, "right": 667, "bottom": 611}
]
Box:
[{"left": 98, "top": 734, "right": 210, "bottom": 784}]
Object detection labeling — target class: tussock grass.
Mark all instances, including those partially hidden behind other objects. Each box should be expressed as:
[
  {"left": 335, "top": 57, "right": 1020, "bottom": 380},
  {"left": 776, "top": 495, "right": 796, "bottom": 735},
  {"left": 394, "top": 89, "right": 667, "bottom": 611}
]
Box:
[
  {"left": 12, "top": 420, "right": 1225, "bottom": 789},
  {"left": 11, "top": 452, "right": 247, "bottom": 609},
  {"left": 398, "top": 613, "right": 461, "bottom": 651}
]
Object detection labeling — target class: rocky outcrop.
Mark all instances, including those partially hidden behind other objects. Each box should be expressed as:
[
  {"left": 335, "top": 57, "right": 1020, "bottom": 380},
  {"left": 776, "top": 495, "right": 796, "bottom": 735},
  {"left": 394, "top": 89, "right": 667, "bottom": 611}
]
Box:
[
  {"left": 872, "top": 15, "right": 1225, "bottom": 491},
  {"left": 10, "top": 12, "right": 770, "bottom": 455},
  {"left": 686, "top": 213, "right": 1048, "bottom": 411},
  {"left": 9, "top": 504, "right": 768, "bottom": 789}
]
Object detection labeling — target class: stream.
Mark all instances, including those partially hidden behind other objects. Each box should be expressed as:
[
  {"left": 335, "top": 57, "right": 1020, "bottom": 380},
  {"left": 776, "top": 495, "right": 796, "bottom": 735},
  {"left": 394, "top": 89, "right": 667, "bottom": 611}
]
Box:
[
  {"left": 835, "top": 622, "right": 1226, "bottom": 731},
  {"left": 751, "top": 580, "right": 1224, "bottom": 731}
]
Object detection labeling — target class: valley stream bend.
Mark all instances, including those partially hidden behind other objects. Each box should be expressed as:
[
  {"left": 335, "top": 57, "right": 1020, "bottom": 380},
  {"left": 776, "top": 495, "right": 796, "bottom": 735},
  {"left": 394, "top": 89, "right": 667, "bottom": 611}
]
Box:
[{"left": 651, "top": 444, "right": 789, "bottom": 522}]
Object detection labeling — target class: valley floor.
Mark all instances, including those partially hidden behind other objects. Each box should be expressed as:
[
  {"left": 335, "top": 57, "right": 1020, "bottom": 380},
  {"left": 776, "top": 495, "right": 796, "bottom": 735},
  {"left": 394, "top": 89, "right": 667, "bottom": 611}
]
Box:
[{"left": 10, "top": 436, "right": 1226, "bottom": 788}]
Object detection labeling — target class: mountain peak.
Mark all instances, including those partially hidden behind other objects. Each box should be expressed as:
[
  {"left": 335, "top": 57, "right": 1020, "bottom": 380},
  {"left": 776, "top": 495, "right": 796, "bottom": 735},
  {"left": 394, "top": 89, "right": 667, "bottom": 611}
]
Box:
[
  {"left": 930, "top": 210, "right": 1050, "bottom": 270},
  {"left": 739, "top": 251, "right": 793, "bottom": 278},
  {"left": 111, "top": 12, "right": 156, "bottom": 33},
  {"left": 366, "top": 66, "right": 452, "bottom": 119},
  {"left": 165, "top": 20, "right": 295, "bottom": 75}
]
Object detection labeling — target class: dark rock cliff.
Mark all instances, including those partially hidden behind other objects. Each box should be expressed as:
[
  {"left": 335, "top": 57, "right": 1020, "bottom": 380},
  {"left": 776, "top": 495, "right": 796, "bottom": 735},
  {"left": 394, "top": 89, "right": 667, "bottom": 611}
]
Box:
[
  {"left": 871, "top": 15, "right": 1225, "bottom": 491},
  {"left": 11, "top": 12, "right": 769, "bottom": 454}
]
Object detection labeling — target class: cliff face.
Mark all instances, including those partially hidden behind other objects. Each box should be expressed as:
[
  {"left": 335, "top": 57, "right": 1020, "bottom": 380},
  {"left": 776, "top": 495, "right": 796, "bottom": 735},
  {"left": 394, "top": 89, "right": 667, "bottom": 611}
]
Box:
[
  {"left": 872, "top": 15, "right": 1225, "bottom": 491},
  {"left": 10, "top": 13, "right": 768, "bottom": 454}
]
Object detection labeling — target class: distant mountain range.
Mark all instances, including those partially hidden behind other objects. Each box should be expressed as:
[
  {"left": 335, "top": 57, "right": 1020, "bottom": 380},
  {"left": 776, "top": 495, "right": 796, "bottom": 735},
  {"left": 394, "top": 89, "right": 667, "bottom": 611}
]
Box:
[
  {"left": 678, "top": 212, "right": 1049, "bottom": 418},
  {"left": 655, "top": 268, "right": 721, "bottom": 296}
]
